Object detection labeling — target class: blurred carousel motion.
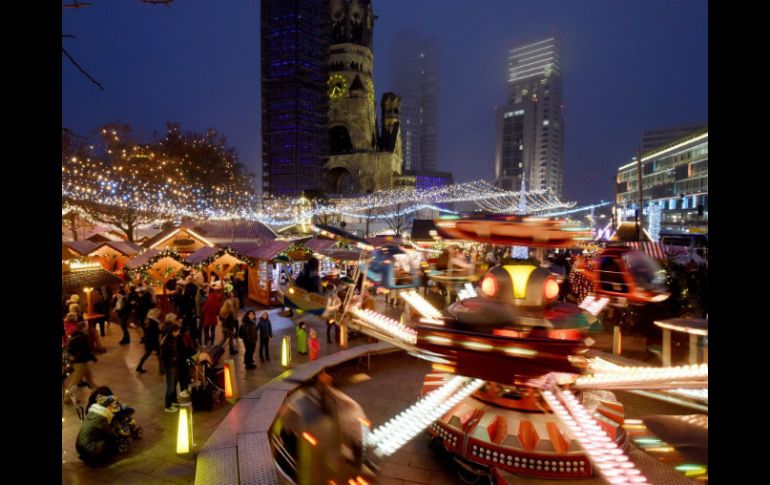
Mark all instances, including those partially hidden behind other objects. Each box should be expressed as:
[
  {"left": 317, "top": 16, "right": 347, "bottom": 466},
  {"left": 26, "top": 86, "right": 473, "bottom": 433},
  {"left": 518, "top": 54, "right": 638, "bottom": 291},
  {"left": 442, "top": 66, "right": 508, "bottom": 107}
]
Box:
[{"left": 268, "top": 215, "right": 707, "bottom": 485}]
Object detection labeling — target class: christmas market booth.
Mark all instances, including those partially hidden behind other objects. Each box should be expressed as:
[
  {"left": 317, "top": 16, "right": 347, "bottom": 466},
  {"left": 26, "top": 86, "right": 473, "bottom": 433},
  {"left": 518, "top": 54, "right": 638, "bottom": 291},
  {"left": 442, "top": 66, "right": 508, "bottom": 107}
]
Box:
[
  {"left": 125, "top": 249, "right": 191, "bottom": 312},
  {"left": 246, "top": 240, "right": 292, "bottom": 307},
  {"left": 87, "top": 240, "right": 142, "bottom": 273},
  {"left": 187, "top": 246, "right": 253, "bottom": 284},
  {"left": 142, "top": 225, "right": 215, "bottom": 257},
  {"left": 62, "top": 260, "right": 124, "bottom": 311}
]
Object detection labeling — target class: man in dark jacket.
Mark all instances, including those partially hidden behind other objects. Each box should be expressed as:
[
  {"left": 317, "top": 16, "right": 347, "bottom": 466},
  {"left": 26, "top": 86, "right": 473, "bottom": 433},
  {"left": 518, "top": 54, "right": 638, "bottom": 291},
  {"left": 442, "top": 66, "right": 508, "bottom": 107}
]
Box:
[
  {"left": 135, "top": 309, "right": 162, "bottom": 374},
  {"left": 76, "top": 395, "right": 119, "bottom": 464},
  {"left": 257, "top": 312, "right": 273, "bottom": 362},
  {"left": 114, "top": 288, "right": 131, "bottom": 345},
  {"left": 239, "top": 311, "right": 259, "bottom": 369},
  {"left": 65, "top": 321, "right": 98, "bottom": 395},
  {"left": 160, "top": 322, "right": 181, "bottom": 412},
  {"left": 135, "top": 287, "right": 154, "bottom": 342}
]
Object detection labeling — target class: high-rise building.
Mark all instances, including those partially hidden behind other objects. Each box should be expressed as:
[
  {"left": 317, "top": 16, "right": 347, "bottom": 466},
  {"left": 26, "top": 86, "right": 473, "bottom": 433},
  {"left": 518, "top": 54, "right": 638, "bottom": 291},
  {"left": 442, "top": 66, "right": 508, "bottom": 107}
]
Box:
[
  {"left": 495, "top": 37, "right": 564, "bottom": 197},
  {"left": 390, "top": 33, "right": 438, "bottom": 173},
  {"left": 642, "top": 123, "right": 708, "bottom": 154},
  {"left": 260, "top": 0, "right": 330, "bottom": 197}
]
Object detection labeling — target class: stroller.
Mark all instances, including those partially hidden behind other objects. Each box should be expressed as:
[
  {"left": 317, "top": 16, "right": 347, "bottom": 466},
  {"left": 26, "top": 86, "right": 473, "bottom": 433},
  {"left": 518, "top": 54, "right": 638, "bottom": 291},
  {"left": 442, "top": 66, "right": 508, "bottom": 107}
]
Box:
[
  {"left": 111, "top": 400, "right": 143, "bottom": 453},
  {"left": 190, "top": 344, "right": 226, "bottom": 411}
]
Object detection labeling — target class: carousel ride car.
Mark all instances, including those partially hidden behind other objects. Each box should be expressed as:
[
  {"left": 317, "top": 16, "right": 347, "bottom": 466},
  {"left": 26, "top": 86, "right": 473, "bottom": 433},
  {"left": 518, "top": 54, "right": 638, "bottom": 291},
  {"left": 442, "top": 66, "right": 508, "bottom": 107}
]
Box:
[{"left": 269, "top": 215, "right": 707, "bottom": 485}]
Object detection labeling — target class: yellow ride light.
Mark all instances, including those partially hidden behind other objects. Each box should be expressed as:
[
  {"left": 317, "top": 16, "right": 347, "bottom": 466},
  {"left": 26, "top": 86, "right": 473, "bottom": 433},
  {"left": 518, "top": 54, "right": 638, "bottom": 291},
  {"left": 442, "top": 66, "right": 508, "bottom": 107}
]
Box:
[{"left": 503, "top": 265, "right": 537, "bottom": 299}]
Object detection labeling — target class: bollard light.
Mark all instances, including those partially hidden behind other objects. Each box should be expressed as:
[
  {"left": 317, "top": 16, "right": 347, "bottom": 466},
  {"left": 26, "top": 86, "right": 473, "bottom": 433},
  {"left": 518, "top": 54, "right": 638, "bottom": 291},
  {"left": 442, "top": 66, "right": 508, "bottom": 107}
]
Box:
[
  {"left": 612, "top": 325, "right": 622, "bottom": 355},
  {"left": 176, "top": 402, "right": 195, "bottom": 455},
  {"left": 223, "top": 359, "right": 238, "bottom": 402},
  {"left": 339, "top": 323, "right": 348, "bottom": 349},
  {"left": 281, "top": 335, "right": 292, "bottom": 367}
]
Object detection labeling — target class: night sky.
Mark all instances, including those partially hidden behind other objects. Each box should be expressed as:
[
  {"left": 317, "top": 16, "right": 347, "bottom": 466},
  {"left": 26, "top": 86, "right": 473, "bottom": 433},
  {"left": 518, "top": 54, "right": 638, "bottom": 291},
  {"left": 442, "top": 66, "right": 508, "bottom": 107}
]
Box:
[{"left": 62, "top": 0, "right": 707, "bottom": 205}]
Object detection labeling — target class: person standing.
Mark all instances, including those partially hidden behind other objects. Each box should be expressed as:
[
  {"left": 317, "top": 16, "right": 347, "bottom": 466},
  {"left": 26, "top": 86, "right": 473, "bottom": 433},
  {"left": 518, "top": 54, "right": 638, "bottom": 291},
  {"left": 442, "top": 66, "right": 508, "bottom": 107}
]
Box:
[
  {"left": 201, "top": 286, "right": 222, "bottom": 347},
  {"left": 135, "top": 308, "right": 162, "bottom": 374},
  {"left": 160, "top": 322, "right": 181, "bottom": 412},
  {"left": 296, "top": 321, "right": 308, "bottom": 355},
  {"left": 308, "top": 328, "right": 320, "bottom": 361},
  {"left": 135, "top": 287, "right": 154, "bottom": 343},
  {"left": 218, "top": 291, "right": 239, "bottom": 354},
  {"left": 64, "top": 321, "right": 98, "bottom": 399},
  {"left": 257, "top": 312, "right": 272, "bottom": 362},
  {"left": 176, "top": 318, "right": 197, "bottom": 398},
  {"left": 239, "top": 311, "right": 258, "bottom": 369},
  {"left": 114, "top": 288, "right": 131, "bottom": 345},
  {"left": 195, "top": 283, "right": 207, "bottom": 341},
  {"left": 92, "top": 288, "right": 109, "bottom": 338}
]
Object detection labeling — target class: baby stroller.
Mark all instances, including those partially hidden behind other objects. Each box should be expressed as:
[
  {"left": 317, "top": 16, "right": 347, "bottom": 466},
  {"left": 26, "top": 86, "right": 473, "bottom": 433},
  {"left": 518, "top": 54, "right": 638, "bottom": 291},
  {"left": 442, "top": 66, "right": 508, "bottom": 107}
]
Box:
[
  {"left": 190, "top": 344, "right": 226, "bottom": 411},
  {"left": 111, "top": 401, "right": 143, "bottom": 453}
]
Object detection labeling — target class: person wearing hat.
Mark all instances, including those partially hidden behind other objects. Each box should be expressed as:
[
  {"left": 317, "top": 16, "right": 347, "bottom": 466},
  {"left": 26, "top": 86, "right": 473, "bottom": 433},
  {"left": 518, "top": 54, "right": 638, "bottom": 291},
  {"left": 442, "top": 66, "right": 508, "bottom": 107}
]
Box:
[
  {"left": 135, "top": 308, "right": 162, "bottom": 374},
  {"left": 76, "top": 393, "right": 120, "bottom": 464}
]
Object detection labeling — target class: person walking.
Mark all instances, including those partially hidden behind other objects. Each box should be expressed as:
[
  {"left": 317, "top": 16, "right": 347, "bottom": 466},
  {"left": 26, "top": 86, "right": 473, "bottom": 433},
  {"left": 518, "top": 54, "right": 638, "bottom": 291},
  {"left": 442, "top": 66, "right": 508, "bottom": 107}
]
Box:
[
  {"left": 113, "top": 288, "right": 131, "bottom": 345},
  {"left": 296, "top": 321, "right": 308, "bottom": 355},
  {"left": 64, "top": 321, "right": 98, "bottom": 401},
  {"left": 135, "top": 308, "right": 162, "bottom": 374},
  {"left": 180, "top": 277, "right": 199, "bottom": 343},
  {"left": 160, "top": 322, "right": 181, "bottom": 412},
  {"left": 135, "top": 286, "right": 154, "bottom": 343},
  {"left": 92, "top": 288, "right": 109, "bottom": 338},
  {"left": 308, "top": 328, "right": 320, "bottom": 361},
  {"left": 239, "top": 311, "right": 258, "bottom": 369},
  {"left": 201, "top": 286, "right": 222, "bottom": 347},
  {"left": 257, "top": 312, "right": 272, "bottom": 362},
  {"left": 219, "top": 291, "right": 239, "bottom": 354}
]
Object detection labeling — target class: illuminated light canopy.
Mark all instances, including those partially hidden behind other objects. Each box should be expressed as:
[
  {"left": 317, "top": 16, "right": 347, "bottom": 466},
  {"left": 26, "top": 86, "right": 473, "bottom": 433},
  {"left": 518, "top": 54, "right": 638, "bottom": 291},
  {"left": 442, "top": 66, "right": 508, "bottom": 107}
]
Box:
[
  {"left": 351, "top": 308, "right": 418, "bottom": 345},
  {"left": 401, "top": 291, "right": 443, "bottom": 319},
  {"left": 481, "top": 275, "right": 498, "bottom": 297}
]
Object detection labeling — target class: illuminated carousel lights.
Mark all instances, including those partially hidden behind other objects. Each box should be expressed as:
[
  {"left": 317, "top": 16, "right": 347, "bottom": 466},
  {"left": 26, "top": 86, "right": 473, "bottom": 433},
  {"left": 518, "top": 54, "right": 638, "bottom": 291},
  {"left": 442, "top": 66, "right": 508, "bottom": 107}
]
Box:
[
  {"left": 542, "top": 389, "right": 651, "bottom": 485},
  {"left": 577, "top": 364, "right": 708, "bottom": 387},
  {"left": 400, "top": 291, "right": 443, "bottom": 319},
  {"left": 351, "top": 308, "right": 418, "bottom": 345}
]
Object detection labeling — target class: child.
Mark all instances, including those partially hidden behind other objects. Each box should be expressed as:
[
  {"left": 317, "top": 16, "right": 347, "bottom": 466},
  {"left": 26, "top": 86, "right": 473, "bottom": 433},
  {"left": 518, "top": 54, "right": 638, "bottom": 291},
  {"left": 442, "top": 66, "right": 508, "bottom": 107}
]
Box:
[
  {"left": 308, "top": 328, "right": 320, "bottom": 361},
  {"left": 296, "top": 321, "right": 308, "bottom": 355}
]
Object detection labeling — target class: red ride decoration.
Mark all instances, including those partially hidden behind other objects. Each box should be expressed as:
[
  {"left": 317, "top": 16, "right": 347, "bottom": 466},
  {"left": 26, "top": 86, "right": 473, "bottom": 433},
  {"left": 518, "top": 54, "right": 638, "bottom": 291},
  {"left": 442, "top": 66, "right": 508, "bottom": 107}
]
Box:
[
  {"left": 481, "top": 275, "right": 498, "bottom": 297},
  {"left": 544, "top": 278, "right": 560, "bottom": 300}
]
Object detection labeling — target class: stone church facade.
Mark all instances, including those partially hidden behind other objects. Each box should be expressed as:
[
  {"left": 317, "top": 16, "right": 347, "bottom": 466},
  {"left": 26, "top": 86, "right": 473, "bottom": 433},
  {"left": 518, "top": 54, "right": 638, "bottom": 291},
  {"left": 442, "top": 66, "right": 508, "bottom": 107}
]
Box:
[{"left": 323, "top": 0, "right": 404, "bottom": 194}]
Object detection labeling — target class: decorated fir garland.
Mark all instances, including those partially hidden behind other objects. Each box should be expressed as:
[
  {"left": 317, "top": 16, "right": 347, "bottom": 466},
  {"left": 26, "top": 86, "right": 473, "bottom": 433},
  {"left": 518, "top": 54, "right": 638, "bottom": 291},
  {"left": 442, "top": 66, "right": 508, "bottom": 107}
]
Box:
[
  {"left": 196, "top": 247, "right": 254, "bottom": 269},
  {"left": 127, "top": 248, "right": 189, "bottom": 282},
  {"left": 281, "top": 242, "right": 313, "bottom": 262}
]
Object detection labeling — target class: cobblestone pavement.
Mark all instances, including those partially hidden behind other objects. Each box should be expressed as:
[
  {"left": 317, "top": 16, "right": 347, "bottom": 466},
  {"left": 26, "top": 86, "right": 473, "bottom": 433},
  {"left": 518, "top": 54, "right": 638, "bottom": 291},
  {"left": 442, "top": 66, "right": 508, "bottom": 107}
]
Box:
[{"left": 62, "top": 306, "right": 366, "bottom": 485}]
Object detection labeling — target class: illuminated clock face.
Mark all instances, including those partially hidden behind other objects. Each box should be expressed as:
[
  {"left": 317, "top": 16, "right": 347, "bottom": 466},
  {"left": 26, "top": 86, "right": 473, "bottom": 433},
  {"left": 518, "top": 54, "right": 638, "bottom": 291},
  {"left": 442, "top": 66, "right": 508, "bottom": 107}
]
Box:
[
  {"left": 328, "top": 74, "right": 347, "bottom": 101},
  {"left": 366, "top": 79, "right": 375, "bottom": 104}
]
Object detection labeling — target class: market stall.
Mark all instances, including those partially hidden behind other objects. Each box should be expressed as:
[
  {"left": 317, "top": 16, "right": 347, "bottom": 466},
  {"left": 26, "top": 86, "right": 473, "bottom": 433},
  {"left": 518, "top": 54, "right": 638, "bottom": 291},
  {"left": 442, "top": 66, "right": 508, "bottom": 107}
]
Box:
[
  {"left": 87, "top": 240, "right": 141, "bottom": 273},
  {"left": 246, "top": 240, "right": 292, "bottom": 306},
  {"left": 187, "top": 246, "right": 253, "bottom": 283}
]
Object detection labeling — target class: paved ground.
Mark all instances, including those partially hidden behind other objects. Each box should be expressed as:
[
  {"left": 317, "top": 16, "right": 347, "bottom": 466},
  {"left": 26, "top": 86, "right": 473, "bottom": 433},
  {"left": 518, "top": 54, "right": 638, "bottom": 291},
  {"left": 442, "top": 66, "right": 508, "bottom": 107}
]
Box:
[{"left": 61, "top": 306, "right": 368, "bottom": 485}]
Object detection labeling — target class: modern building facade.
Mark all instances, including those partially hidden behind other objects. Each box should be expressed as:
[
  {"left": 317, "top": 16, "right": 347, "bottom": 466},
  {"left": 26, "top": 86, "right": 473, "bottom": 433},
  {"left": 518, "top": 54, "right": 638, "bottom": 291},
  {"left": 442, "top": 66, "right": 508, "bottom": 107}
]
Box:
[
  {"left": 642, "top": 123, "right": 708, "bottom": 154},
  {"left": 390, "top": 33, "right": 439, "bottom": 173},
  {"left": 615, "top": 130, "right": 708, "bottom": 234},
  {"left": 260, "top": 0, "right": 330, "bottom": 197},
  {"left": 323, "top": 0, "right": 403, "bottom": 195},
  {"left": 495, "top": 37, "right": 564, "bottom": 196}
]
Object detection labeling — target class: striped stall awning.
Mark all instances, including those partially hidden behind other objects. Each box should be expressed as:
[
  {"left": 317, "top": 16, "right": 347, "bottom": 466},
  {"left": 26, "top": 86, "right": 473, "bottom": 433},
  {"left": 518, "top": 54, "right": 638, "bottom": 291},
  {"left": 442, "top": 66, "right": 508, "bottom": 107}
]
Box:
[{"left": 627, "top": 241, "right": 669, "bottom": 260}]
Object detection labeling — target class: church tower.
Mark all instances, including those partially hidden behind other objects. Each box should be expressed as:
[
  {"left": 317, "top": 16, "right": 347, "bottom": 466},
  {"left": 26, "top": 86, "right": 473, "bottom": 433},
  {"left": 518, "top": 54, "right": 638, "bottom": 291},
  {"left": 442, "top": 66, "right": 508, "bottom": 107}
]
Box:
[{"left": 324, "top": 0, "right": 403, "bottom": 194}]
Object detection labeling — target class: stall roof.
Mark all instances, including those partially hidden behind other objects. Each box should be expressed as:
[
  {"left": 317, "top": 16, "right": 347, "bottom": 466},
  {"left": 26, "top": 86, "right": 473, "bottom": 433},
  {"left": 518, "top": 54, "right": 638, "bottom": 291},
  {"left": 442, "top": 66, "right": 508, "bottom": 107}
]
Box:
[
  {"left": 187, "top": 246, "right": 251, "bottom": 265},
  {"left": 89, "top": 240, "right": 142, "bottom": 256},
  {"left": 219, "top": 242, "right": 262, "bottom": 256},
  {"left": 190, "top": 220, "right": 277, "bottom": 243},
  {"left": 62, "top": 268, "right": 123, "bottom": 295},
  {"left": 305, "top": 238, "right": 336, "bottom": 252},
  {"left": 64, "top": 240, "right": 99, "bottom": 256},
  {"left": 366, "top": 235, "right": 402, "bottom": 247},
  {"left": 247, "top": 240, "right": 292, "bottom": 260},
  {"left": 142, "top": 226, "right": 215, "bottom": 249},
  {"left": 125, "top": 249, "right": 191, "bottom": 270}
]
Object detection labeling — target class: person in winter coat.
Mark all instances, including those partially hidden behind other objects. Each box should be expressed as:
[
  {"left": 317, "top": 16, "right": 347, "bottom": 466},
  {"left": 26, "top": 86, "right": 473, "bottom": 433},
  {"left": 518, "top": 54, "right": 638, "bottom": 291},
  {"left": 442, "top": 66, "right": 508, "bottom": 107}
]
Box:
[
  {"left": 176, "top": 322, "right": 197, "bottom": 398},
  {"left": 160, "top": 322, "right": 181, "bottom": 412},
  {"left": 296, "top": 321, "right": 308, "bottom": 355},
  {"left": 64, "top": 321, "right": 98, "bottom": 402},
  {"left": 308, "top": 328, "right": 320, "bottom": 361},
  {"left": 92, "top": 289, "right": 109, "bottom": 338},
  {"left": 180, "top": 278, "right": 199, "bottom": 342},
  {"left": 218, "top": 291, "right": 239, "bottom": 354},
  {"left": 135, "top": 308, "right": 162, "bottom": 374},
  {"left": 68, "top": 294, "right": 83, "bottom": 319},
  {"left": 239, "top": 311, "right": 258, "bottom": 369},
  {"left": 76, "top": 394, "right": 120, "bottom": 464},
  {"left": 257, "top": 312, "right": 273, "bottom": 362},
  {"left": 201, "top": 287, "right": 222, "bottom": 346},
  {"left": 114, "top": 288, "right": 131, "bottom": 345},
  {"left": 135, "top": 287, "right": 154, "bottom": 342}
]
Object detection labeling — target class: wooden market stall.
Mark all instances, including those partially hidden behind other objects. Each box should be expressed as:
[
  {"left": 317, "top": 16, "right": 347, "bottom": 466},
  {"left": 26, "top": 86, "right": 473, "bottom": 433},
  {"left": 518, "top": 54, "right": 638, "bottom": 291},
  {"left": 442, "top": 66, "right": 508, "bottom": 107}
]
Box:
[
  {"left": 87, "top": 240, "right": 142, "bottom": 273},
  {"left": 187, "top": 246, "right": 253, "bottom": 283},
  {"left": 124, "top": 249, "right": 191, "bottom": 312},
  {"left": 246, "top": 240, "right": 292, "bottom": 307},
  {"left": 141, "top": 225, "right": 215, "bottom": 257}
]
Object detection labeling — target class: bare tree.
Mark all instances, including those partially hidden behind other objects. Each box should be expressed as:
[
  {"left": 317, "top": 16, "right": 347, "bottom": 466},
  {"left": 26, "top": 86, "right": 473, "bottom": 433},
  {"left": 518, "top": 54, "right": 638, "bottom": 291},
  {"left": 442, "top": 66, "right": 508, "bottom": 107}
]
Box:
[{"left": 381, "top": 202, "right": 415, "bottom": 237}]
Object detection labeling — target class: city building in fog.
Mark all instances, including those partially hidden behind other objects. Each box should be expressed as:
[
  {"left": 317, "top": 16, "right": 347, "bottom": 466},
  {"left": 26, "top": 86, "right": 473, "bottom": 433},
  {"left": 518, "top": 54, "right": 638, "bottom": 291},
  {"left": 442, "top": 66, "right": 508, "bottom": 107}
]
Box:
[
  {"left": 495, "top": 37, "right": 563, "bottom": 197},
  {"left": 390, "top": 33, "right": 439, "bottom": 174}
]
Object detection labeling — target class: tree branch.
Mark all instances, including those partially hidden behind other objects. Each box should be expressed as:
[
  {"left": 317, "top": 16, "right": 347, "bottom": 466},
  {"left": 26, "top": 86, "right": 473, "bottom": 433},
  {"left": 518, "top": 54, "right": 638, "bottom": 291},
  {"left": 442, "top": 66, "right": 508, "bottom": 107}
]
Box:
[{"left": 62, "top": 47, "right": 104, "bottom": 90}]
